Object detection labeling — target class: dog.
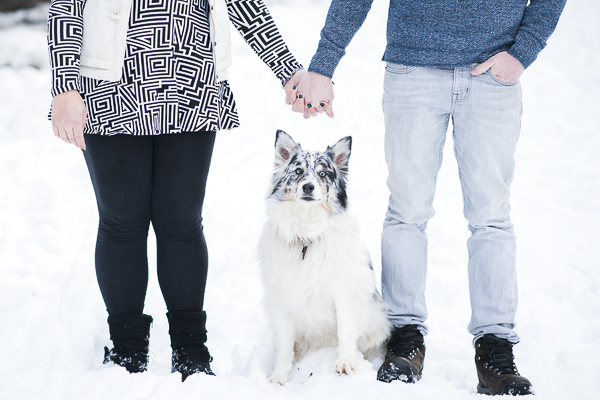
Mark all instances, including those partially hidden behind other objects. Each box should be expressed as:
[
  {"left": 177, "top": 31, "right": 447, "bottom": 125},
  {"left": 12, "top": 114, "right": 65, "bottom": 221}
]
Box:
[{"left": 258, "top": 130, "right": 391, "bottom": 385}]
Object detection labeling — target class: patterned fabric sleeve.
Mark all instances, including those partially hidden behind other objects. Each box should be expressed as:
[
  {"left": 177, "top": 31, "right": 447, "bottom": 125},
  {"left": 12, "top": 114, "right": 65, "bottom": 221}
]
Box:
[
  {"left": 226, "top": 0, "right": 303, "bottom": 86},
  {"left": 47, "top": 0, "right": 86, "bottom": 97}
]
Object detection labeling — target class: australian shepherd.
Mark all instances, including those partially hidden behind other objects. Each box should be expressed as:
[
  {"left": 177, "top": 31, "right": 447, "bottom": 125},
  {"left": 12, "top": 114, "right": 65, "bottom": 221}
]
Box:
[{"left": 258, "top": 130, "right": 391, "bottom": 385}]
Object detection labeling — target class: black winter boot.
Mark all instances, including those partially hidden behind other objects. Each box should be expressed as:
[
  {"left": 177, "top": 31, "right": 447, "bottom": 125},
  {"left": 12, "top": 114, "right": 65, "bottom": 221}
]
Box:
[
  {"left": 377, "top": 324, "right": 426, "bottom": 383},
  {"left": 103, "top": 314, "right": 153, "bottom": 373},
  {"left": 475, "top": 334, "right": 533, "bottom": 396},
  {"left": 167, "top": 310, "right": 214, "bottom": 381}
]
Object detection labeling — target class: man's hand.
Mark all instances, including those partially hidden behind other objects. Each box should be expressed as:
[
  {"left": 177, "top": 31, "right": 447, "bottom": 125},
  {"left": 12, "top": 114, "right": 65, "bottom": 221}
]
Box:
[
  {"left": 51, "top": 90, "right": 87, "bottom": 150},
  {"left": 471, "top": 51, "right": 524, "bottom": 83},
  {"left": 293, "top": 71, "right": 334, "bottom": 119}
]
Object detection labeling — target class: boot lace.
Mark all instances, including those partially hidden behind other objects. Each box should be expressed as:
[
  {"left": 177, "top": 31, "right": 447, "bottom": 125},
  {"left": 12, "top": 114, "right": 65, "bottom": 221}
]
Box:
[
  {"left": 478, "top": 336, "right": 519, "bottom": 375},
  {"left": 387, "top": 325, "right": 424, "bottom": 360}
]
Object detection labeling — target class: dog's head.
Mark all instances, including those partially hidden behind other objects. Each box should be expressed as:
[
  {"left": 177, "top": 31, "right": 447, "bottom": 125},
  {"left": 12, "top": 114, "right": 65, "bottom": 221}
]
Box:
[{"left": 268, "top": 130, "right": 351, "bottom": 214}]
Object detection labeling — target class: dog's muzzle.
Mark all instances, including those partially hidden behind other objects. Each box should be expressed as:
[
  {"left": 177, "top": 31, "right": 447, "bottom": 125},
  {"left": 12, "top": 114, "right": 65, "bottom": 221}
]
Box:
[{"left": 301, "top": 183, "right": 315, "bottom": 201}]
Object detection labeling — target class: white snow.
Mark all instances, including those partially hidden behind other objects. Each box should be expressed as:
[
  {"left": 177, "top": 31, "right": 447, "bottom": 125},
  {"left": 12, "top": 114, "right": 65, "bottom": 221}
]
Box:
[{"left": 0, "top": 1, "right": 599, "bottom": 399}]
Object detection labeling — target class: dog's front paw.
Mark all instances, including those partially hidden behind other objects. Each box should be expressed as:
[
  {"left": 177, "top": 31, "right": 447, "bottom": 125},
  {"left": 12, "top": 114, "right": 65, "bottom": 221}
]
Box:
[
  {"left": 268, "top": 371, "right": 290, "bottom": 385},
  {"left": 335, "top": 356, "right": 359, "bottom": 375}
]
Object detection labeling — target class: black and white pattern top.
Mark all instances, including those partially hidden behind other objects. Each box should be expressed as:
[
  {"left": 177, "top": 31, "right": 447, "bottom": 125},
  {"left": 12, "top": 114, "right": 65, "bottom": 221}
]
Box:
[{"left": 47, "top": 0, "right": 302, "bottom": 135}]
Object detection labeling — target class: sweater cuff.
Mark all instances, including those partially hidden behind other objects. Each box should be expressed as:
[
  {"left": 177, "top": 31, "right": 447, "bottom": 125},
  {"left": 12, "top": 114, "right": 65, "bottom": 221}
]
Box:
[
  {"left": 508, "top": 28, "right": 546, "bottom": 70},
  {"left": 51, "top": 80, "right": 80, "bottom": 98},
  {"left": 308, "top": 39, "right": 346, "bottom": 79},
  {"left": 278, "top": 62, "right": 303, "bottom": 87}
]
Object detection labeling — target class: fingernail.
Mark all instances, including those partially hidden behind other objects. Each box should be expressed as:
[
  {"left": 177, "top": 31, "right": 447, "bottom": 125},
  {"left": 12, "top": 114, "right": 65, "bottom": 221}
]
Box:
[
  {"left": 307, "top": 103, "right": 312, "bottom": 108},
  {"left": 298, "top": 94, "right": 303, "bottom": 99},
  {"left": 320, "top": 102, "right": 325, "bottom": 107},
  {"left": 293, "top": 85, "right": 296, "bottom": 90}
]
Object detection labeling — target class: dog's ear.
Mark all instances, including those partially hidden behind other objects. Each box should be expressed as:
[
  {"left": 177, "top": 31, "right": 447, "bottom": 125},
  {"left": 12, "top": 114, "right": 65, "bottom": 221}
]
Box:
[
  {"left": 274, "top": 130, "right": 301, "bottom": 166},
  {"left": 326, "top": 136, "right": 352, "bottom": 173}
]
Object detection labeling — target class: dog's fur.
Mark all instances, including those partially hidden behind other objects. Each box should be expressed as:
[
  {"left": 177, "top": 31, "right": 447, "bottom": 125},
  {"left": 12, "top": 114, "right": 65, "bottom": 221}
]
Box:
[{"left": 258, "top": 131, "right": 391, "bottom": 385}]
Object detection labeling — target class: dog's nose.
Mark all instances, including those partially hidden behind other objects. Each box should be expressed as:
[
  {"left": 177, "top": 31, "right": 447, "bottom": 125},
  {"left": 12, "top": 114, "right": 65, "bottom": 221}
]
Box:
[{"left": 302, "top": 183, "right": 314, "bottom": 194}]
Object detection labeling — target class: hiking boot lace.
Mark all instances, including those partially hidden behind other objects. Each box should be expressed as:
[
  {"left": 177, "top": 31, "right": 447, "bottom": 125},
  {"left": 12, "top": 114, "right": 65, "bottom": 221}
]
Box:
[
  {"left": 477, "top": 336, "right": 519, "bottom": 375},
  {"left": 387, "top": 325, "right": 424, "bottom": 360}
]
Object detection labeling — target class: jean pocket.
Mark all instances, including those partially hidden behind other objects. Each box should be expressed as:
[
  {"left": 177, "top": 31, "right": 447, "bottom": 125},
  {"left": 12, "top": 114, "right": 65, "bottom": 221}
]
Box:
[
  {"left": 385, "top": 62, "right": 417, "bottom": 74},
  {"left": 485, "top": 70, "right": 519, "bottom": 86}
]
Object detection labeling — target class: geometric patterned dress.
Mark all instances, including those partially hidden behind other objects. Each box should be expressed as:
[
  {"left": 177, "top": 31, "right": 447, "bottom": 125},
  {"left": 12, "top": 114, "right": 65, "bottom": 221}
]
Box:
[{"left": 47, "top": 0, "right": 302, "bottom": 135}]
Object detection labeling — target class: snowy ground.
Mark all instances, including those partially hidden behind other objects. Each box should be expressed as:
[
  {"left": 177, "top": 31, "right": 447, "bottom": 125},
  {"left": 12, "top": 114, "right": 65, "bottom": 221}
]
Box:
[{"left": 0, "top": 1, "right": 599, "bottom": 399}]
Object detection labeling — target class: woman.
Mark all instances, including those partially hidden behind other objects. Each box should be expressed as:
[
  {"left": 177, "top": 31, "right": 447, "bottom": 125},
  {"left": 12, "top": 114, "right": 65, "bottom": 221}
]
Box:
[{"left": 47, "top": 0, "right": 304, "bottom": 380}]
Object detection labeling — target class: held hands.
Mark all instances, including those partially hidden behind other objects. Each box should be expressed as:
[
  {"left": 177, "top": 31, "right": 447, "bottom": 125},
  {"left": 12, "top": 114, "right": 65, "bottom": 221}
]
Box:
[
  {"left": 51, "top": 90, "right": 87, "bottom": 150},
  {"left": 284, "top": 70, "right": 334, "bottom": 119},
  {"left": 471, "top": 51, "right": 524, "bottom": 83}
]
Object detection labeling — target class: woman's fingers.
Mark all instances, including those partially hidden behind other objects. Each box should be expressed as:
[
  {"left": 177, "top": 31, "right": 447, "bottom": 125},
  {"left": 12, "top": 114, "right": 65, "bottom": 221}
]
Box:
[
  {"left": 51, "top": 90, "right": 88, "bottom": 150},
  {"left": 305, "top": 101, "right": 318, "bottom": 118},
  {"left": 315, "top": 101, "right": 335, "bottom": 118},
  {"left": 292, "top": 93, "right": 305, "bottom": 113}
]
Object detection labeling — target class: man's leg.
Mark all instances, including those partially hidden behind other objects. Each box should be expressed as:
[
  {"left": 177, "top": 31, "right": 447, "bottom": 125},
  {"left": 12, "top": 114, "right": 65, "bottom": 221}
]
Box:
[
  {"left": 452, "top": 67, "right": 522, "bottom": 343},
  {"left": 378, "top": 63, "right": 453, "bottom": 383},
  {"left": 381, "top": 63, "right": 453, "bottom": 332},
  {"left": 453, "top": 67, "right": 532, "bottom": 395}
]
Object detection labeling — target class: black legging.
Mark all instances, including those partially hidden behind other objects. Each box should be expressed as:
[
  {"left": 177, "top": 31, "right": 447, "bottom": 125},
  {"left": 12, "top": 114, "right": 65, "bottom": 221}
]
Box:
[{"left": 83, "top": 131, "right": 216, "bottom": 317}]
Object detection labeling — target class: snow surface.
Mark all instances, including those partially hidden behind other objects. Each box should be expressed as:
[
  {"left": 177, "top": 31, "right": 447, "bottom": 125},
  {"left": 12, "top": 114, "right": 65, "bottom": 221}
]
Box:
[{"left": 0, "top": 1, "right": 599, "bottom": 399}]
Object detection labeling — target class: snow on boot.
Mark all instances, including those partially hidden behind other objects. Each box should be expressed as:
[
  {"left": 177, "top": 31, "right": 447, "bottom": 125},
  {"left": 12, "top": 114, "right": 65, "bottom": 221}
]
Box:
[
  {"left": 167, "top": 310, "right": 214, "bottom": 381},
  {"left": 377, "top": 324, "right": 425, "bottom": 383},
  {"left": 103, "top": 314, "right": 153, "bottom": 373},
  {"left": 475, "top": 334, "right": 533, "bottom": 396}
]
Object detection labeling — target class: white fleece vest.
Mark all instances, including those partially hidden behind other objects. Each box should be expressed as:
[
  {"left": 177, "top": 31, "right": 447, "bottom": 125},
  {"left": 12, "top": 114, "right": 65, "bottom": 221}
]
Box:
[{"left": 80, "top": 0, "right": 232, "bottom": 82}]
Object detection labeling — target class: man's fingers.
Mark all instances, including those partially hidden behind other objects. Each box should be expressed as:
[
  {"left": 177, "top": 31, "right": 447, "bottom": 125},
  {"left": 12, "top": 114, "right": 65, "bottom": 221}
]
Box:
[
  {"left": 324, "top": 103, "right": 335, "bottom": 118},
  {"left": 471, "top": 59, "right": 494, "bottom": 76}
]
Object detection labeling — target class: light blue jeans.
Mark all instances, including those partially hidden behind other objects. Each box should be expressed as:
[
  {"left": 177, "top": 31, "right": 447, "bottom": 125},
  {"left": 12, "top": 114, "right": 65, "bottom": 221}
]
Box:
[{"left": 381, "top": 63, "right": 522, "bottom": 343}]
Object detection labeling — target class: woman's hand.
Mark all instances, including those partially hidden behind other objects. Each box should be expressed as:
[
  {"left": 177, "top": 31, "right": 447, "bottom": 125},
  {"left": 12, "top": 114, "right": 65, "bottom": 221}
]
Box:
[
  {"left": 51, "top": 90, "right": 88, "bottom": 150},
  {"left": 293, "top": 71, "right": 334, "bottom": 119},
  {"left": 284, "top": 69, "right": 306, "bottom": 106}
]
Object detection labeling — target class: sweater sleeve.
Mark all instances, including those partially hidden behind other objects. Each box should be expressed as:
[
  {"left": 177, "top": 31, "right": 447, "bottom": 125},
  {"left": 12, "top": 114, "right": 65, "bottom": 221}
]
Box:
[
  {"left": 47, "top": 0, "right": 86, "bottom": 97},
  {"left": 308, "top": 0, "right": 374, "bottom": 79},
  {"left": 508, "top": 0, "right": 567, "bottom": 69},
  {"left": 226, "top": 0, "right": 303, "bottom": 86}
]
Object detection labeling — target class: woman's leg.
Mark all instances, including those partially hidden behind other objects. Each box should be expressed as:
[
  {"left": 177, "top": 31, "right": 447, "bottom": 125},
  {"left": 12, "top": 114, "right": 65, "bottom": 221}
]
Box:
[
  {"left": 83, "top": 133, "right": 154, "bottom": 316},
  {"left": 150, "top": 131, "right": 216, "bottom": 312},
  {"left": 84, "top": 133, "right": 155, "bottom": 372},
  {"left": 150, "top": 131, "right": 217, "bottom": 380}
]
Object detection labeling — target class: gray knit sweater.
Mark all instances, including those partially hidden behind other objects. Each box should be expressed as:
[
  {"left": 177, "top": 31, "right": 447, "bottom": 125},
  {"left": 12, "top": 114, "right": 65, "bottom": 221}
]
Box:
[{"left": 309, "top": 0, "right": 567, "bottom": 78}]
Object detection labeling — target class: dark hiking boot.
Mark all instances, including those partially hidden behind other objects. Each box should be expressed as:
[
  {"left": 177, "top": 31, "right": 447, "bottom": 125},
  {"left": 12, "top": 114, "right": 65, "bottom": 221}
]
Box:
[
  {"left": 377, "top": 324, "right": 425, "bottom": 383},
  {"left": 103, "top": 314, "right": 153, "bottom": 373},
  {"left": 168, "top": 310, "right": 215, "bottom": 381},
  {"left": 475, "top": 334, "right": 533, "bottom": 396}
]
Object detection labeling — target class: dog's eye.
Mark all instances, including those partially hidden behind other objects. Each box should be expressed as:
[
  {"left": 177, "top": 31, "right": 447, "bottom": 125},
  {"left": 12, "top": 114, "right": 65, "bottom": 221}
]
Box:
[
  {"left": 318, "top": 171, "right": 326, "bottom": 178},
  {"left": 295, "top": 168, "right": 303, "bottom": 175}
]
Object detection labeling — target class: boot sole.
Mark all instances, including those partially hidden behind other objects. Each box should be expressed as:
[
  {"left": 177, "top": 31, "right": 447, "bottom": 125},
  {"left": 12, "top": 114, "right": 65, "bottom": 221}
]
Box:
[
  {"left": 377, "top": 362, "right": 422, "bottom": 383},
  {"left": 477, "top": 382, "right": 533, "bottom": 396}
]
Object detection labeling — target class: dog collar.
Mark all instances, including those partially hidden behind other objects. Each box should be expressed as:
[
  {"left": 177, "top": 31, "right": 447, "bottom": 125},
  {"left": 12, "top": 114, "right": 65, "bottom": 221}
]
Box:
[{"left": 296, "top": 237, "right": 312, "bottom": 260}]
